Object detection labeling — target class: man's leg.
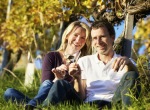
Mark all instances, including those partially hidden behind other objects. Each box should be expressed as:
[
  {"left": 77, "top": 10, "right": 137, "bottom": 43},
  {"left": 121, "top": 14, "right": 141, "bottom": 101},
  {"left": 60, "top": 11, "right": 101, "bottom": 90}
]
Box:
[
  {"left": 4, "top": 88, "right": 30, "bottom": 104},
  {"left": 89, "top": 100, "right": 111, "bottom": 110},
  {"left": 42, "top": 79, "right": 82, "bottom": 106},
  {"left": 112, "top": 71, "right": 141, "bottom": 106}
]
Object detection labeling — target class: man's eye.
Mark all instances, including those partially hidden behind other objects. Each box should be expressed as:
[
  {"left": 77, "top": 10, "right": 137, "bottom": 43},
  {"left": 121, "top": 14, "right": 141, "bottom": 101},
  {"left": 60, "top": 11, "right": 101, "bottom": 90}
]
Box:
[{"left": 92, "top": 37, "right": 97, "bottom": 40}]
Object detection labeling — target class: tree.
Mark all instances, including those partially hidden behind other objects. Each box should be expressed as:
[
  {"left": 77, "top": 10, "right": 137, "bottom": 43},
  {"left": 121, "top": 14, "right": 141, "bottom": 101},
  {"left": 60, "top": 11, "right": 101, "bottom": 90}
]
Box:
[
  {"left": 0, "top": 0, "right": 149, "bottom": 74},
  {"left": 134, "top": 17, "right": 150, "bottom": 55}
]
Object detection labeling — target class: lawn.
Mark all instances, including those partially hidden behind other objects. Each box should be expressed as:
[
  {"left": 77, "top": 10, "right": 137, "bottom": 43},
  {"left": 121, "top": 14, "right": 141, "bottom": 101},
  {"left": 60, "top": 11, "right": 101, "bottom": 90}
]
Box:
[{"left": 0, "top": 68, "right": 150, "bottom": 110}]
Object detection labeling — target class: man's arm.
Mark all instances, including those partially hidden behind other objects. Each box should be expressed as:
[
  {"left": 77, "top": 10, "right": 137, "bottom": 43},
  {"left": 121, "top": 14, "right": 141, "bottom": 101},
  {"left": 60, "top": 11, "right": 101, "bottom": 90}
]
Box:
[
  {"left": 74, "top": 78, "right": 86, "bottom": 100},
  {"left": 69, "top": 63, "right": 86, "bottom": 100}
]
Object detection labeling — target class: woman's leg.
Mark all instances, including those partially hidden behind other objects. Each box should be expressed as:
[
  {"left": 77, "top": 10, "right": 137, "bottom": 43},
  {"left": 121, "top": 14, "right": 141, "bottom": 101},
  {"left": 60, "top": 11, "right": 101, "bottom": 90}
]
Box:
[
  {"left": 27, "top": 80, "right": 53, "bottom": 107},
  {"left": 4, "top": 88, "right": 30, "bottom": 104},
  {"left": 42, "top": 79, "right": 81, "bottom": 106}
]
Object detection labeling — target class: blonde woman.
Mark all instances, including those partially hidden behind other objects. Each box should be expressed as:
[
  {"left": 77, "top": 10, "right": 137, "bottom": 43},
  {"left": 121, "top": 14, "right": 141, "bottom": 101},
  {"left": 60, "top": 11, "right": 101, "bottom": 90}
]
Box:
[{"left": 4, "top": 21, "right": 91, "bottom": 110}]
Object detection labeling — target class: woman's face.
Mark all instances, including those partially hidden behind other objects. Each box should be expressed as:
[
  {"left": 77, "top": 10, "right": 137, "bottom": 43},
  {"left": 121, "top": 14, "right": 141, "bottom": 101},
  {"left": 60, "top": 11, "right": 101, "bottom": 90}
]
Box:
[{"left": 66, "top": 26, "right": 86, "bottom": 52}]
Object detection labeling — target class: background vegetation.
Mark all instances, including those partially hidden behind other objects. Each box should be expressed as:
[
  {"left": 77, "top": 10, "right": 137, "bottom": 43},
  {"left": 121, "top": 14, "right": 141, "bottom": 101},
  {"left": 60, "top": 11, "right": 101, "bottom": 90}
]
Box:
[{"left": 0, "top": 0, "right": 150, "bottom": 109}]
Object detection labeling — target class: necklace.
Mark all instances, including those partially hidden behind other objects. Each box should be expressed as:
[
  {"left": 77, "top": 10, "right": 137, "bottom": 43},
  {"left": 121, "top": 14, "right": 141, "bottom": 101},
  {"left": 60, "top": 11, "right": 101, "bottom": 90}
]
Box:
[
  {"left": 63, "top": 51, "right": 81, "bottom": 65},
  {"left": 63, "top": 54, "right": 74, "bottom": 65}
]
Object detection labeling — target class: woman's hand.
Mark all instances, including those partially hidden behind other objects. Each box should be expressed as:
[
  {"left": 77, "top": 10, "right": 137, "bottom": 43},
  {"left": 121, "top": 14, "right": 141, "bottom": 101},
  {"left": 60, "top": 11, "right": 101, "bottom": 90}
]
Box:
[{"left": 52, "top": 64, "right": 68, "bottom": 81}]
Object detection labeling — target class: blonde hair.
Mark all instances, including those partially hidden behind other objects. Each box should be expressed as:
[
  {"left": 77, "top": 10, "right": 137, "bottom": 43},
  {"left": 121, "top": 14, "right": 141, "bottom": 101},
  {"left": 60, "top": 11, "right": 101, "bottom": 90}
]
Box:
[{"left": 58, "top": 21, "right": 91, "bottom": 56}]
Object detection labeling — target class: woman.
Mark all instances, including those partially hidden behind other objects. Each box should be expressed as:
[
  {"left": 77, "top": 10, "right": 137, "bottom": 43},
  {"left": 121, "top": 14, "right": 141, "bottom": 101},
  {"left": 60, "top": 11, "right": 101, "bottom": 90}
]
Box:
[{"left": 4, "top": 21, "right": 91, "bottom": 109}]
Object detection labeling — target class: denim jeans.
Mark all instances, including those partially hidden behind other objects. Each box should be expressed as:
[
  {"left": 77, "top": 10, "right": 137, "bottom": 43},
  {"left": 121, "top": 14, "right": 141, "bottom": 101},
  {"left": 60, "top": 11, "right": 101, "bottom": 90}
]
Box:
[
  {"left": 4, "top": 80, "right": 53, "bottom": 107},
  {"left": 42, "top": 71, "right": 140, "bottom": 108},
  {"left": 112, "top": 71, "right": 141, "bottom": 106},
  {"left": 42, "top": 79, "right": 82, "bottom": 106}
]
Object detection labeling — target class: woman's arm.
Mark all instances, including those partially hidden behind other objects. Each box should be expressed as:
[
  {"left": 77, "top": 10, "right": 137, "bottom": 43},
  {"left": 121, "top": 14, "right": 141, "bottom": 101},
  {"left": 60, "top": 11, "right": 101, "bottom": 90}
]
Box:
[{"left": 41, "top": 52, "right": 56, "bottom": 82}]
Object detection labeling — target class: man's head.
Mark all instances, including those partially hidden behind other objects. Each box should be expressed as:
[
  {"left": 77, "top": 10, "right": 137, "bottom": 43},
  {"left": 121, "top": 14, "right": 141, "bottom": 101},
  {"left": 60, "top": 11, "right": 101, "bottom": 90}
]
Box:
[
  {"left": 91, "top": 20, "right": 115, "bottom": 37},
  {"left": 91, "top": 20, "right": 115, "bottom": 56}
]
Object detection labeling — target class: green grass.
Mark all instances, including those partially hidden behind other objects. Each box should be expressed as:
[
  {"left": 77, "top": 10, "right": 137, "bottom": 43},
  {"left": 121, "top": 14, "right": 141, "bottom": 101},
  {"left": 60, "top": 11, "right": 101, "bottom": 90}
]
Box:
[{"left": 0, "top": 68, "right": 150, "bottom": 110}]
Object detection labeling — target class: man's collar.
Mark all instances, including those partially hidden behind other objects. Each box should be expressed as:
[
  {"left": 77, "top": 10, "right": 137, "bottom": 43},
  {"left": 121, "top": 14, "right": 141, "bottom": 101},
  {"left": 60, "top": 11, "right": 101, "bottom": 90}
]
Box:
[{"left": 94, "top": 52, "right": 117, "bottom": 63}]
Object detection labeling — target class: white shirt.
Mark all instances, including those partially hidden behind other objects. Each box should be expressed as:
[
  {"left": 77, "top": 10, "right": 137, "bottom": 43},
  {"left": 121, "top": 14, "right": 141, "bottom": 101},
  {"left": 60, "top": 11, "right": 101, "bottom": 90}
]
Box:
[{"left": 78, "top": 53, "right": 127, "bottom": 102}]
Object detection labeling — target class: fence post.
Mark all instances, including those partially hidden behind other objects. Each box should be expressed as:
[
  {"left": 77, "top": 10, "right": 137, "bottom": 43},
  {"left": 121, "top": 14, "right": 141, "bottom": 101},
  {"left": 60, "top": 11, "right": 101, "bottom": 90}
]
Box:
[{"left": 121, "top": 14, "right": 134, "bottom": 58}]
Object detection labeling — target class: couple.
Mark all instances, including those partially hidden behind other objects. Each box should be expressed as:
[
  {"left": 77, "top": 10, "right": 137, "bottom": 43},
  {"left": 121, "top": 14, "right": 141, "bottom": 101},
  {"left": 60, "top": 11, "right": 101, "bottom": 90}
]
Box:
[{"left": 4, "top": 20, "right": 140, "bottom": 109}]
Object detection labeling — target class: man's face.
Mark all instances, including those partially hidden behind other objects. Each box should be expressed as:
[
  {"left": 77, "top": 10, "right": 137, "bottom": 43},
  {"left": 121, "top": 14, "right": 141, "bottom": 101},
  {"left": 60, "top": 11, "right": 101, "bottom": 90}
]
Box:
[{"left": 91, "top": 27, "right": 115, "bottom": 55}]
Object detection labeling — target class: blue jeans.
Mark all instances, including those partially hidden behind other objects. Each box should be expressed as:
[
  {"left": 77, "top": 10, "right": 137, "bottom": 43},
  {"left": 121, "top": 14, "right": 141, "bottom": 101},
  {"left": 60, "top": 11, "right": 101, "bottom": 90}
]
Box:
[
  {"left": 42, "top": 71, "right": 140, "bottom": 108},
  {"left": 43, "top": 79, "right": 82, "bottom": 106},
  {"left": 112, "top": 71, "right": 141, "bottom": 106},
  {"left": 4, "top": 80, "right": 53, "bottom": 107}
]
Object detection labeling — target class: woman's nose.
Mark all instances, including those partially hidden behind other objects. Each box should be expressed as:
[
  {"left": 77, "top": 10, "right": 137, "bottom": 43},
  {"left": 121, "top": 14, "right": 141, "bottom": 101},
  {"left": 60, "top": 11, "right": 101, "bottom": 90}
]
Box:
[{"left": 75, "top": 36, "right": 80, "bottom": 42}]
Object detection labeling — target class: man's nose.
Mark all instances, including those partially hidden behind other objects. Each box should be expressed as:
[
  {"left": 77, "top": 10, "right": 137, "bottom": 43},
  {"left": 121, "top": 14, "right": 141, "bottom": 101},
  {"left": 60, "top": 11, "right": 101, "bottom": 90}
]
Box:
[{"left": 96, "top": 37, "right": 102, "bottom": 44}]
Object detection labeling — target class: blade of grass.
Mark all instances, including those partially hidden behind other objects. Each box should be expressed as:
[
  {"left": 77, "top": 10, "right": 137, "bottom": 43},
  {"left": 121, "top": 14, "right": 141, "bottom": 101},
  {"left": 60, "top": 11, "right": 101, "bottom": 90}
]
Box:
[
  {"left": 132, "top": 47, "right": 149, "bottom": 80},
  {"left": 3, "top": 68, "right": 27, "bottom": 91}
]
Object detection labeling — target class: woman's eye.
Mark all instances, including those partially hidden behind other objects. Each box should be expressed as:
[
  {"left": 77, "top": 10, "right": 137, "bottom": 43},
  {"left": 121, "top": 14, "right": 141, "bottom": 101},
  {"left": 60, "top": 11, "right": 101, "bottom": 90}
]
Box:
[
  {"left": 81, "top": 37, "right": 85, "bottom": 39},
  {"left": 74, "top": 34, "right": 78, "bottom": 36}
]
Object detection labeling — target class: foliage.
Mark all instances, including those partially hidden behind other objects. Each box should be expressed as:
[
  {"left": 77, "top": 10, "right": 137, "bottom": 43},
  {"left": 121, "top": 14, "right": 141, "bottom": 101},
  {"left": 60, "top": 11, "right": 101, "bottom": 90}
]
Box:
[
  {"left": 134, "top": 17, "right": 150, "bottom": 54},
  {"left": 0, "top": 0, "right": 149, "bottom": 54},
  {"left": 136, "top": 55, "right": 149, "bottom": 74},
  {"left": 136, "top": 55, "right": 150, "bottom": 92},
  {"left": 0, "top": 0, "right": 93, "bottom": 53}
]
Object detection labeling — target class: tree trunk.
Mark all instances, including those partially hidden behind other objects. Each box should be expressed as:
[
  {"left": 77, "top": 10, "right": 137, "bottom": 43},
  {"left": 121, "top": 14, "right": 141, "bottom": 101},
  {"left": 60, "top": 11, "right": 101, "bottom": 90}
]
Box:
[
  {"left": 0, "top": 49, "right": 22, "bottom": 75},
  {"left": 0, "top": 48, "right": 11, "bottom": 75}
]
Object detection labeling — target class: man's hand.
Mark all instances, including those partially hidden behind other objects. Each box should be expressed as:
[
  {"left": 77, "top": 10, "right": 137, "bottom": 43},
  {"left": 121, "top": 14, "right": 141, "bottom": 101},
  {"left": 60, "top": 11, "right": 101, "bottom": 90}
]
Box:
[
  {"left": 112, "top": 56, "right": 131, "bottom": 72},
  {"left": 69, "top": 63, "right": 81, "bottom": 80}
]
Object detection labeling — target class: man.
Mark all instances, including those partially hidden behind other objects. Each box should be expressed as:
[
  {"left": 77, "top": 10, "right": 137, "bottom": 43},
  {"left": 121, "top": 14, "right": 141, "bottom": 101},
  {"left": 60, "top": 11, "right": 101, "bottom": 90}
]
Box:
[
  {"left": 70, "top": 20, "right": 140, "bottom": 108},
  {"left": 42, "top": 20, "right": 140, "bottom": 109}
]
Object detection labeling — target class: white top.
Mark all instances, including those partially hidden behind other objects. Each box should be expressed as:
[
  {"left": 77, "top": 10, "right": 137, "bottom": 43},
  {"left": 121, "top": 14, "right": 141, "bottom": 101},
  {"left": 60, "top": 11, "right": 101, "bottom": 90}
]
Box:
[{"left": 78, "top": 53, "right": 127, "bottom": 102}]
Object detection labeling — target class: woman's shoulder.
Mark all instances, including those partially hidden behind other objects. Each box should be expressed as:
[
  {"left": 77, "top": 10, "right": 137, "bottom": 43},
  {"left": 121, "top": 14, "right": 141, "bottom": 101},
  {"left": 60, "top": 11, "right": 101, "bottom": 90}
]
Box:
[
  {"left": 43, "top": 51, "right": 60, "bottom": 59},
  {"left": 46, "top": 51, "right": 60, "bottom": 56}
]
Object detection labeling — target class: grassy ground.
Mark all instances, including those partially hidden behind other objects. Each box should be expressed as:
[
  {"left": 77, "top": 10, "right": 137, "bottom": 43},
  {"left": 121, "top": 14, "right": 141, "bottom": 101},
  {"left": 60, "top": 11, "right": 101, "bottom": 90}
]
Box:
[
  {"left": 0, "top": 68, "right": 98, "bottom": 110},
  {"left": 0, "top": 68, "right": 150, "bottom": 110}
]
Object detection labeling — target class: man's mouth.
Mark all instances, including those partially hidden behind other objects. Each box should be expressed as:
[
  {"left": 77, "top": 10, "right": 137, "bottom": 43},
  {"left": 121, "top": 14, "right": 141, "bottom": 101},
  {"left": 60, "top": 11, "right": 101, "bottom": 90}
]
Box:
[{"left": 97, "top": 43, "right": 105, "bottom": 49}]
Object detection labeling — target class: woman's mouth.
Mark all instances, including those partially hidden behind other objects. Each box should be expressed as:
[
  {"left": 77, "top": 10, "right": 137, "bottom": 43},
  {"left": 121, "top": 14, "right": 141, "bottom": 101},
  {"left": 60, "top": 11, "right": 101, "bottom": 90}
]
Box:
[{"left": 73, "top": 43, "right": 81, "bottom": 47}]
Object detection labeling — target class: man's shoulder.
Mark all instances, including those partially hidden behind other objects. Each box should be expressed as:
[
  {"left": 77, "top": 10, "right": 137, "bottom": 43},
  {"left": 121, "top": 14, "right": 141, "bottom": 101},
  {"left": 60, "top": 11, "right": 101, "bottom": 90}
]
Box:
[
  {"left": 81, "top": 54, "right": 95, "bottom": 59},
  {"left": 113, "top": 53, "right": 121, "bottom": 58},
  {"left": 79, "top": 54, "right": 96, "bottom": 62}
]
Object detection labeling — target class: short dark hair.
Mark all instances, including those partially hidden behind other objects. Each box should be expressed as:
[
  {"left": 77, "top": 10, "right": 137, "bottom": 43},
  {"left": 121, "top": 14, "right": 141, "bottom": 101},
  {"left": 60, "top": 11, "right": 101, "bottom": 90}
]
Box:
[{"left": 91, "top": 20, "right": 115, "bottom": 37}]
